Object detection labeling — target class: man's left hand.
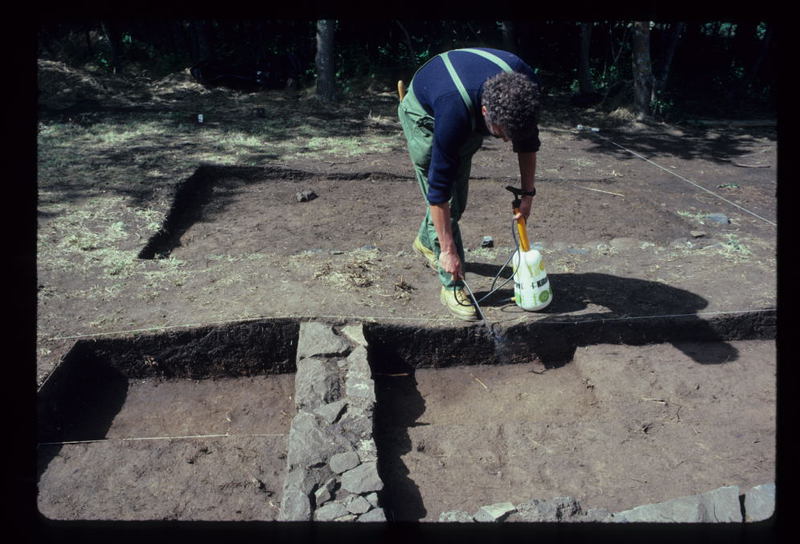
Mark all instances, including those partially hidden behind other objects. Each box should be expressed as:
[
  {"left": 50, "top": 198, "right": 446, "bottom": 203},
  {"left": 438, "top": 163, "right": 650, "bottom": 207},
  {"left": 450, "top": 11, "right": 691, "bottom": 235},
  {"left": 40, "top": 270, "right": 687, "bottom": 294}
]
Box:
[{"left": 515, "top": 194, "right": 533, "bottom": 221}]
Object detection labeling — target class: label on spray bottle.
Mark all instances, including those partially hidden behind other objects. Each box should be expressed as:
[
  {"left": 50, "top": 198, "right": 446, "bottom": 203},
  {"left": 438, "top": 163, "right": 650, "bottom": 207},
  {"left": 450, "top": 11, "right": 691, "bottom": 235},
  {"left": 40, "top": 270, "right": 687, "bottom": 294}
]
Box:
[{"left": 512, "top": 248, "right": 552, "bottom": 311}]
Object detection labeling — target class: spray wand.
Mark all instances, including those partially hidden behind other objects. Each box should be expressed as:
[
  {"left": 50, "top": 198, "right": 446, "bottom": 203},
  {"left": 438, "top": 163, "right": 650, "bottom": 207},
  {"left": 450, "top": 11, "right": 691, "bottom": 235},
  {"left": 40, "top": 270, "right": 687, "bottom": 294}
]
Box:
[{"left": 460, "top": 184, "right": 552, "bottom": 340}]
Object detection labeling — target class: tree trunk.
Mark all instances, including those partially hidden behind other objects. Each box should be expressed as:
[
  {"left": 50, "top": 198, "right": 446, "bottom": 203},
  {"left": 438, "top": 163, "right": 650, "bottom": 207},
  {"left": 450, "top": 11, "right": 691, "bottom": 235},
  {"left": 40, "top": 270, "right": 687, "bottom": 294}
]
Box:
[
  {"left": 631, "top": 21, "right": 654, "bottom": 120},
  {"left": 315, "top": 19, "right": 337, "bottom": 102},
  {"left": 578, "top": 23, "right": 594, "bottom": 94},
  {"left": 655, "top": 22, "right": 684, "bottom": 92},
  {"left": 188, "top": 20, "right": 212, "bottom": 63},
  {"left": 746, "top": 23, "right": 773, "bottom": 84},
  {"left": 395, "top": 20, "right": 416, "bottom": 63},
  {"left": 100, "top": 21, "right": 124, "bottom": 73}
]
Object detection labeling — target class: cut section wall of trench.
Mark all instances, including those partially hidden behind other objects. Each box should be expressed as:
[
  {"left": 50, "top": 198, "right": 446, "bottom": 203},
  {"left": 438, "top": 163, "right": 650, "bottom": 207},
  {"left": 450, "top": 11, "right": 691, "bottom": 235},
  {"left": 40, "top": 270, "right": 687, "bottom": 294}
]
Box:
[{"left": 36, "top": 315, "right": 776, "bottom": 524}]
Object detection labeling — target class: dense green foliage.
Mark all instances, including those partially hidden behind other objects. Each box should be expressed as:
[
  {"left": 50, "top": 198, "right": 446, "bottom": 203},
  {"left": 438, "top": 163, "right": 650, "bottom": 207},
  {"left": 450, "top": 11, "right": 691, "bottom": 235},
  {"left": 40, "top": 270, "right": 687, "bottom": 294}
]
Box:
[{"left": 38, "top": 20, "right": 776, "bottom": 119}]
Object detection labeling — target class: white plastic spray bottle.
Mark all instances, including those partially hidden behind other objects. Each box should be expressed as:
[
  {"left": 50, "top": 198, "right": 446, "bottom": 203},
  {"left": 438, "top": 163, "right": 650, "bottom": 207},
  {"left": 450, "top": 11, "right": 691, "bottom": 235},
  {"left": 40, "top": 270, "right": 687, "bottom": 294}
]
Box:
[{"left": 506, "top": 186, "right": 552, "bottom": 311}]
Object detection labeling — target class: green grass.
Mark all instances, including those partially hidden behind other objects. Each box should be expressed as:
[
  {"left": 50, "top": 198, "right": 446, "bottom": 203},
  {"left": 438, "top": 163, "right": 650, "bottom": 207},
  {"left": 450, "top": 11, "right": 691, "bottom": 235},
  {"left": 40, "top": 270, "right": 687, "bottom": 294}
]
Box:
[
  {"left": 36, "top": 84, "right": 403, "bottom": 337},
  {"left": 719, "top": 234, "right": 752, "bottom": 257}
]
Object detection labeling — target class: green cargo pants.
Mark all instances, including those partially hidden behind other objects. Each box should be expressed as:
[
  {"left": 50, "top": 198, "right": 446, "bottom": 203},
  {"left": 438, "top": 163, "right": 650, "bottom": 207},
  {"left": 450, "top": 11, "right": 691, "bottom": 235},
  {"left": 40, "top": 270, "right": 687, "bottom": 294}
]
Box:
[{"left": 398, "top": 84, "right": 484, "bottom": 288}]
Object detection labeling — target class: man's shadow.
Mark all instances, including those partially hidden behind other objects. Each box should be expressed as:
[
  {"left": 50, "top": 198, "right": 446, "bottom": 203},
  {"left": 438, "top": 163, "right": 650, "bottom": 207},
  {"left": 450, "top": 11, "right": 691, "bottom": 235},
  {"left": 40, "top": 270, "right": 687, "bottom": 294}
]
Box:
[
  {"left": 372, "top": 372, "right": 428, "bottom": 521},
  {"left": 465, "top": 263, "right": 740, "bottom": 367}
]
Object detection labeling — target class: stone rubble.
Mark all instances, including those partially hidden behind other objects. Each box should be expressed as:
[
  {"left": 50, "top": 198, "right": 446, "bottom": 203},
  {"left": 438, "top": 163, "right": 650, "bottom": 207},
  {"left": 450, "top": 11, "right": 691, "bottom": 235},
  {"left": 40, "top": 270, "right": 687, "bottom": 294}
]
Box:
[
  {"left": 439, "top": 483, "right": 775, "bottom": 523},
  {"left": 279, "top": 322, "right": 774, "bottom": 525},
  {"left": 278, "top": 321, "right": 386, "bottom": 522},
  {"left": 743, "top": 482, "right": 775, "bottom": 522},
  {"left": 473, "top": 502, "right": 517, "bottom": 522},
  {"left": 611, "top": 485, "right": 743, "bottom": 523}
]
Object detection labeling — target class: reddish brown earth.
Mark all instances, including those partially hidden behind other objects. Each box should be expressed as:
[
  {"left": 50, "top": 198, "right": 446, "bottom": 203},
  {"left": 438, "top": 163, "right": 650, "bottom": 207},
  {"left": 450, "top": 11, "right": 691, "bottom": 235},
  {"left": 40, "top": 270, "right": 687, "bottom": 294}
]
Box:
[{"left": 34, "top": 64, "right": 777, "bottom": 523}]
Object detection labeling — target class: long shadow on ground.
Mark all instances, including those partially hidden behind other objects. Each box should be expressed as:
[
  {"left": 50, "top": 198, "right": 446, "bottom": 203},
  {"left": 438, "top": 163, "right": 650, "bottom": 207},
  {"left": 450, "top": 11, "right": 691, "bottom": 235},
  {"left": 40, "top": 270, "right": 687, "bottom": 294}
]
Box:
[
  {"left": 372, "top": 373, "right": 427, "bottom": 521},
  {"left": 574, "top": 124, "right": 776, "bottom": 165},
  {"left": 468, "top": 267, "right": 746, "bottom": 366},
  {"left": 367, "top": 269, "right": 775, "bottom": 373}
]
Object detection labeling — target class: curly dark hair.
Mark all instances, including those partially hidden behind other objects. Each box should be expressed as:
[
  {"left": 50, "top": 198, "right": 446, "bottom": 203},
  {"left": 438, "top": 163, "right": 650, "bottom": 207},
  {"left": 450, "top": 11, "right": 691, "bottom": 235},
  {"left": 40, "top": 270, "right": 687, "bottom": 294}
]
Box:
[{"left": 481, "top": 72, "right": 541, "bottom": 141}]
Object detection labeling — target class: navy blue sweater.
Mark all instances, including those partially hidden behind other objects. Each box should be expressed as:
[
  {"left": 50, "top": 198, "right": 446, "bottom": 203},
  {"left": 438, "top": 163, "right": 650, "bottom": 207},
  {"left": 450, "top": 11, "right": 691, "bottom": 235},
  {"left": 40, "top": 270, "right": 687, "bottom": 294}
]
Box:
[{"left": 410, "top": 48, "right": 541, "bottom": 204}]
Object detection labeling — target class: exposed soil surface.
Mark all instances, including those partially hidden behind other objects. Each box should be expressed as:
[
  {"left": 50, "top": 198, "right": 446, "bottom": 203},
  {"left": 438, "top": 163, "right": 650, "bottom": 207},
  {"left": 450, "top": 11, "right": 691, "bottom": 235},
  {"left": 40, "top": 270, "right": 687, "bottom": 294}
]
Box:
[
  {"left": 37, "top": 375, "right": 295, "bottom": 521},
  {"left": 375, "top": 340, "right": 775, "bottom": 521},
  {"left": 34, "top": 62, "right": 777, "bottom": 523}
]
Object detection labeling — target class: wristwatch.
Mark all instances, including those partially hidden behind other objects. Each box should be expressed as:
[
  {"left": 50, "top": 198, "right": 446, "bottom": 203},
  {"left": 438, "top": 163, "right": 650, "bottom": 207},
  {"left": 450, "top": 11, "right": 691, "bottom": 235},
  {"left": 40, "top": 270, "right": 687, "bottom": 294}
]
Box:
[{"left": 520, "top": 188, "right": 536, "bottom": 197}]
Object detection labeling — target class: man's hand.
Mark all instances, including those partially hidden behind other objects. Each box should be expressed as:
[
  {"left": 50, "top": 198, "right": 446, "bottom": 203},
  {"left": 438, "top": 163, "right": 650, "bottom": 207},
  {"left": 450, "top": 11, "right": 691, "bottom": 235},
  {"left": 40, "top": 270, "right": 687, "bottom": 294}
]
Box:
[
  {"left": 515, "top": 194, "right": 533, "bottom": 222},
  {"left": 430, "top": 202, "right": 464, "bottom": 281},
  {"left": 438, "top": 250, "right": 463, "bottom": 281}
]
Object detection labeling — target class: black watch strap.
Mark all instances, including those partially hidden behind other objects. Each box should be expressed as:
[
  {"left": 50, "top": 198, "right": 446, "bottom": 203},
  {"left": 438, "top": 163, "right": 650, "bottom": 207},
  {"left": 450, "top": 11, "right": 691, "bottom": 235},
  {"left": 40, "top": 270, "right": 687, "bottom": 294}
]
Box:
[{"left": 520, "top": 188, "right": 536, "bottom": 197}]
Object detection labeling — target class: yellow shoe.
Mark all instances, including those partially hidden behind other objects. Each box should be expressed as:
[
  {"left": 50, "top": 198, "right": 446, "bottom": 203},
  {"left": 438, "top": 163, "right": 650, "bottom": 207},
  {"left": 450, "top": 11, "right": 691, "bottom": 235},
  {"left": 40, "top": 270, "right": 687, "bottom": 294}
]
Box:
[
  {"left": 412, "top": 237, "right": 438, "bottom": 270},
  {"left": 440, "top": 286, "right": 479, "bottom": 321}
]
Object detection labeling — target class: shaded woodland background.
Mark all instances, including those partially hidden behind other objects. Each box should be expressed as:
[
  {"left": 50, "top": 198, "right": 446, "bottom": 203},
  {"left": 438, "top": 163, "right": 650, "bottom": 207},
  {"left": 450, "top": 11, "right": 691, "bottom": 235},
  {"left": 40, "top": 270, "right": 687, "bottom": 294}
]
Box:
[{"left": 37, "top": 20, "right": 776, "bottom": 121}]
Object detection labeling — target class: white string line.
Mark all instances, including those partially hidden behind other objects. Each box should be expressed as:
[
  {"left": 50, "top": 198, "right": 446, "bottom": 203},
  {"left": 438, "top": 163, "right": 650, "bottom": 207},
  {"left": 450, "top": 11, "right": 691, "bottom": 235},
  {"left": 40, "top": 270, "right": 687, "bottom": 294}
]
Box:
[
  {"left": 591, "top": 132, "right": 777, "bottom": 227},
  {"left": 37, "top": 432, "right": 287, "bottom": 447},
  {"left": 41, "top": 308, "right": 774, "bottom": 343}
]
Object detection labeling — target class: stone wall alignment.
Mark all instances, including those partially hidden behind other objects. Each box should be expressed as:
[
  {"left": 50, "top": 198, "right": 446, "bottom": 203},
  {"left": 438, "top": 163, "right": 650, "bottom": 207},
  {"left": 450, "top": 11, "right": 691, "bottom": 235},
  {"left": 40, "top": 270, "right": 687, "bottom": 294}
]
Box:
[
  {"left": 277, "top": 320, "right": 774, "bottom": 524},
  {"left": 438, "top": 483, "right": 775, "bottom": 523},
  {"left": 38, "top": 317, "right": 774, "bottom": 523},
  {"left": 278, "top": 321, "right": 386, "bottom": 522}
]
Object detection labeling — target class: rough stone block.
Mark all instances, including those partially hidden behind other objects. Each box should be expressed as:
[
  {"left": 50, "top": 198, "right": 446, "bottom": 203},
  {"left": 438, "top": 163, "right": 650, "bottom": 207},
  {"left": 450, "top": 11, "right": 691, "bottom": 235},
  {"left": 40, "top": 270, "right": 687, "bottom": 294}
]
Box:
[
  {"left": 744, "top": 483, "right": 775, "bottom": 522},
  {"left": 314, "top": 477, "right": 337, "bottom": 506},
  {"left": 706, "top": 213, "right": 731, "bottom": 224},
  {"left": 581, "top": 507, "right": 612, "bottom": 522},
  {"left": 613, "top": 499, "right": 703, "bottom": 523},
  {"left": 699, "top": 485, "right": 742, "bottom": 522},
  {"left": 278, "top": 486, "right": 312, "bottom": 521},
  {"left": 613, "top": 486, "right": 742, "bottom": 523},
  {"left": 296, "top": 189, "right": 317, "bottom": 202},
  {"left": 330, "top": 451, "right": 360, "bottom": 474},
  {"left": 314, "top": 399, "right": 348, "bottom": 425},
  {"left": 439, "top": 510, "right": 474, "bottom": 522},
  {"left": 346, "top": 345, "right": 372, "bottom": 379},
  {"left": 340, "top": 410, "right": 374, "bottom": 441},
  {"left": 315, "top": 501, "right": 349, "bottom": 522},
  {"left": 297, "top": 322, "right": 351, "bottom": 360},
  {"left": 474, "top": 502, "right": 517, "bottom": 522},
  {"left": 515, "top": 497, "right": 581, "bottom": 522},
  {"left": 345, "top": 494, "right": 372, "bottom": 514},
  {"left": 358, "top": 507, "right": 387, "bottom": 522},
  {"left": 357, "top": 439, "right": 378, "bottom": 463},
  {"left": 341, "top": 324, "right": 367, "bottom": 346},
  {"left": 284, "top": 467, "right": 316, "bottom": 496},
  {"left": 295, "top": 357, "right": 341, "bottom": 410},
  {"left": 345, "top": 376, "right": 375, "bottom": 403},
  {"left": 287, "top": 411, "right": 348, "bottom": 469},
  {"left": 365, "top": 492, "right": 380, "bottom": 508},
  {"left": 341, "top": 461, "right": 383, "bottom": 494}
]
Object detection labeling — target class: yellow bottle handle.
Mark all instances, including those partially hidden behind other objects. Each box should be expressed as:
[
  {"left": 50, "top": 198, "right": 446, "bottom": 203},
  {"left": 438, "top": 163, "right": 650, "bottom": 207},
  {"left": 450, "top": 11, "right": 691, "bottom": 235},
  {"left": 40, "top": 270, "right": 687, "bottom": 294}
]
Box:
[{"left": 514, "top": 209, "right": 530, "bottom": 252}]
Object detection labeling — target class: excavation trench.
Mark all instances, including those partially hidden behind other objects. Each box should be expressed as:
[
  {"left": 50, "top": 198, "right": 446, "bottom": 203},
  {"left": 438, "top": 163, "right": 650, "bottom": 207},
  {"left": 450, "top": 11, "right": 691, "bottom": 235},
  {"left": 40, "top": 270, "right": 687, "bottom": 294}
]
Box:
[
  {"left": 36, "top": 315, "right": 775, "bottom": 523},
  {"left": 36, "top": 319, "right": 298, "bottom": 521}
]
